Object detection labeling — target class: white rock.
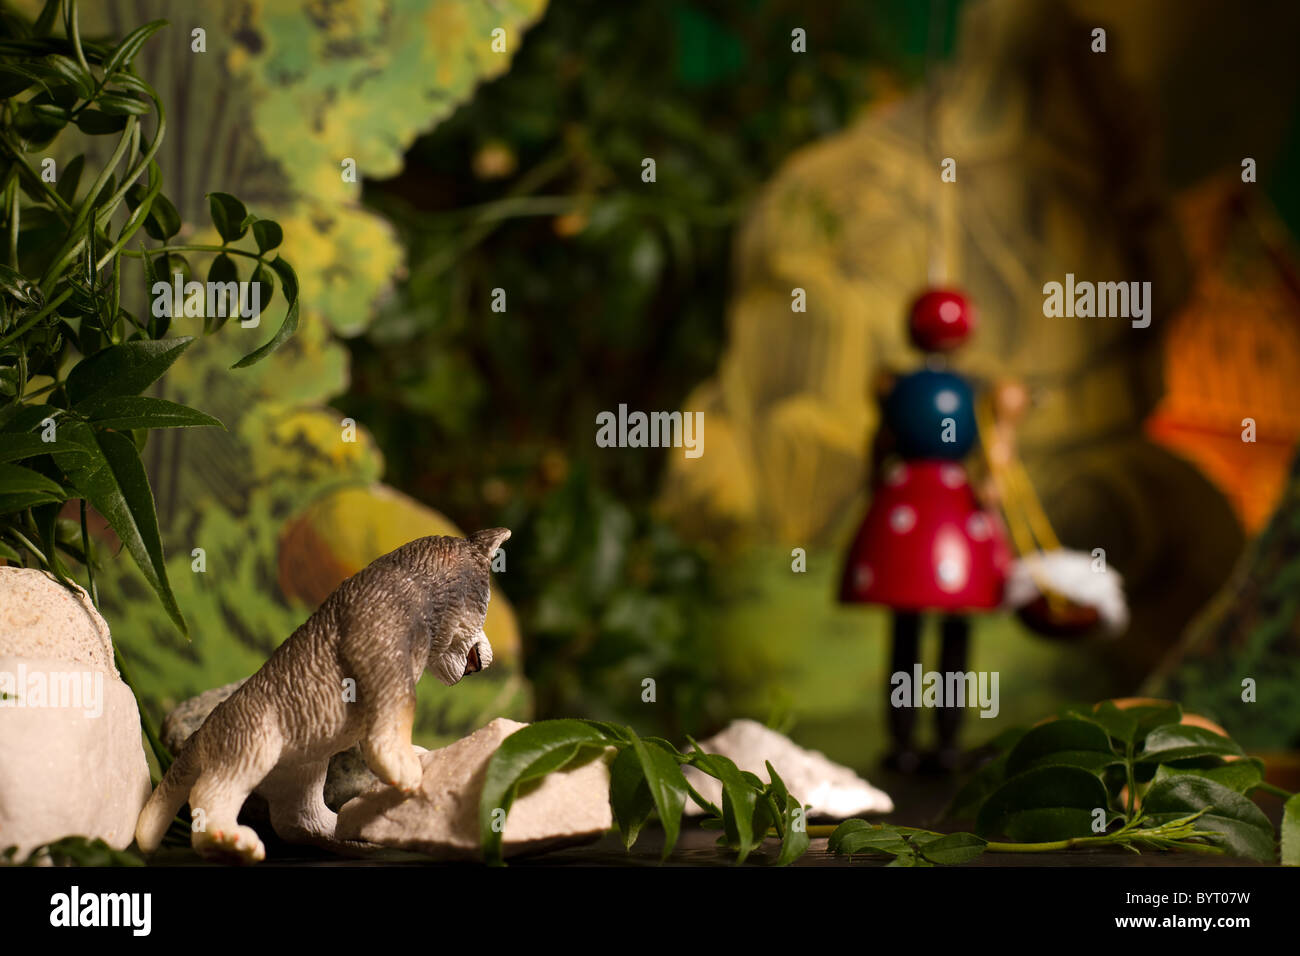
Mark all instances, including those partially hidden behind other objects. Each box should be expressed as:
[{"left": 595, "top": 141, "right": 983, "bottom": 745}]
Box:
[
  {"left": 682, "top": 719, "right": 893, "bottom": 818},
  {"left": 336, "top": 717, "right": 612, "bottom": 860},
  {"left": 0, "top": 567, "right": 117, "bottom": 673},
  {"left": 0, "top": 568, "right": 151, "bottom": 857}
]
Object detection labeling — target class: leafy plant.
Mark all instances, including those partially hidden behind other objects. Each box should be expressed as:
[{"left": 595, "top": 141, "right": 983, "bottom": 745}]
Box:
[
  {"left": 495, "top": 467, "right": 720, "bottom": 740},
  {"left": 825, "top": 700, "right": 1300, "bottom": 865},
  {"left": 478, "top": 718, "right": 810, "bottom": 865},
  {"left": 0, "top": 1, "right": 298, "bottom": 642},
  {"left": 2, "top": 835, "right": 143, "bottom": 867}
]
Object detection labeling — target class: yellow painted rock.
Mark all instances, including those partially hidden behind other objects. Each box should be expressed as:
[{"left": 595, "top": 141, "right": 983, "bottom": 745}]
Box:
[{"left": 278, "top": 483, "right": 522, "bottom": 668}]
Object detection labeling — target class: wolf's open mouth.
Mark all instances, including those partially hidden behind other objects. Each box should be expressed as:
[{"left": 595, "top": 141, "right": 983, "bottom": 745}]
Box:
[{"left": 464, "top": 644, "right": 482, "bottom": 675}]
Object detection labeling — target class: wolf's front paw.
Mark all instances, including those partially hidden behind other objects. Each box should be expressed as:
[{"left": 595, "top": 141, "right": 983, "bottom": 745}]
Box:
[
  {"left": 390, "top": 747, "right": 424, "bottom": 795},
  {"left": 194, "top": 824, "right": 266, "bottom": 864},
  {"left": 366, "top": 741, "right": 424, "bottom": 795}
]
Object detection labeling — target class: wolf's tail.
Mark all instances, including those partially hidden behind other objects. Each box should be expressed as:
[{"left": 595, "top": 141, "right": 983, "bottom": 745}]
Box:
[{"left": 135, "top": 743, "right": 200, "bottom": 853}]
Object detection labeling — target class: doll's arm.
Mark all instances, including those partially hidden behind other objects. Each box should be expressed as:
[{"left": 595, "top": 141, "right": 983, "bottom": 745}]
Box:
[{"left": 978, "top": 379, "right": 1029, "bottom": 506}]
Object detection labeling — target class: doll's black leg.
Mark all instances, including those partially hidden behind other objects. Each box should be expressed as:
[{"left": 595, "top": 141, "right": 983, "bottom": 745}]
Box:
[
  {"left": 927, "top": 614, "right": 971, "bottom": 773},
  {"left": 884, "top": 611, "right": 922, "bottom": 774}
]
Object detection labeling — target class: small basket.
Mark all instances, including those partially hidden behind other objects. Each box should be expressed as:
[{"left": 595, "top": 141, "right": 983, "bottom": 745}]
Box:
[
  {"left": 1016, "top": 593, "right": 1102, "bottom": 641},
  {"left": 978, "top": 396, "right": 1126, "bottom": 642}
]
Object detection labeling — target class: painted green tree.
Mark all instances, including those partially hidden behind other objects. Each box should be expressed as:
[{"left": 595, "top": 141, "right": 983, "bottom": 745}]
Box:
[{"left": 44, "top": 0, "right": 549, "bottom": 746}]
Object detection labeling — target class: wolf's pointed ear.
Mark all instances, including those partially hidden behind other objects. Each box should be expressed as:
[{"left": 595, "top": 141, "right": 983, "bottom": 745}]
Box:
[{"left": 469, "top": 527, "right": 511, "bottom": 560}]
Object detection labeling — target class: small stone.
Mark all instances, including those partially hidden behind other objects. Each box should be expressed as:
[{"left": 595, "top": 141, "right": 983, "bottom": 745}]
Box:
[
  {"left": 336, "top": 717, "right": 612, "bottom": 860},
  {"left": 682, "top": 719, "right": 893, "bottom": 818},
  {"left": 160, "top": 680, "right": 245, "bottom": 754},
  {"left": 323, "top": 746, "right": 391, "bottom": 812}
]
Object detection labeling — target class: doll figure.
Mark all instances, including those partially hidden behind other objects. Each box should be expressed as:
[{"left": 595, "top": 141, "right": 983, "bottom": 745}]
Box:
[{"left": 840, "top": 289, "right": 1021, "bottom": 774}]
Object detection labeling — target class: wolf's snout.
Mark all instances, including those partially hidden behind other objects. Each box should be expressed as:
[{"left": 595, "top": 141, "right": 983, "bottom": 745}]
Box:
[{"left": 463, "top": 633, "right": 493, "bottom": 677}]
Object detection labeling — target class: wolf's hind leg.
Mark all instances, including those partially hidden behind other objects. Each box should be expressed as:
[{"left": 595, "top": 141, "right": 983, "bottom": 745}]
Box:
[
  {"left": 261, "top": 759, "right": 337, "bottom": 843},
  {"left": 188, "top": 747, "right": 279, "bottom": 863}
]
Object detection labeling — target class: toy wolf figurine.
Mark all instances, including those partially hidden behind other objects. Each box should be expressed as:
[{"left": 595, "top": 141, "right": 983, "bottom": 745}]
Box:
[{"left": 135, "top": 528, "right": 511, "bottom": 863}]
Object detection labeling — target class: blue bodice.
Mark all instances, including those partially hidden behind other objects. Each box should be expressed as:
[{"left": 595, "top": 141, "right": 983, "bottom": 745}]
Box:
[{"left": 882, "top": 369, "right": 977, "bottom": 460}]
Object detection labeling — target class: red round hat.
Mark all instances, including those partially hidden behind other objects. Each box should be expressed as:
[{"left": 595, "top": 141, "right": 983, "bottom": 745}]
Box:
[{"left": 908, "top": 288, "right": 975, "bottom": 352}]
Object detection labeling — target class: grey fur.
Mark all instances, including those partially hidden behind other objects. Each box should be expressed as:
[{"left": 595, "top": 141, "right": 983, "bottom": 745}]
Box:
[{"left": 135, "top": 528, "right": 510, "bottom": 862}]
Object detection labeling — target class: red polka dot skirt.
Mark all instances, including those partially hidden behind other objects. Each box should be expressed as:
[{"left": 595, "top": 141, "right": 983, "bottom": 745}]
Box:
[{"left": 840, "top": 460, "right": 1011, "bottom": 611}]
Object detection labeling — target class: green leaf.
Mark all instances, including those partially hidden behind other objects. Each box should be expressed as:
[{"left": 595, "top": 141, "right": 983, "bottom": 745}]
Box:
[
  {"left": 749, "top": 795, "right": 774, "bottom": 853},
  {"left": 65, "top": 337, "right": 194, "bottom": 405},
  {"left": 148, "top": 193, "right": 181, "bottom": 242},
  {"left": 760, "top": 759, "right": 811, "bottom": 863},
  {"left": 40, "top": 55, "right": 92, "bottom": 99},
  {"left": 917, "top": 831, "right": 988, "bottom": 865},
  {"left": 125, "top": 184, "right": 180, "bottom": 242},
  {"left": 946, "top": 753, "right": 1011, "bottom": 822},
  {"left": 1152, "top": 760, "right": 1263, "bottom": 795},
  {"left": 826, "top": 818, "right": 872, "bottom": 852},
  {"left": 687, "top": 747, "right": 757, "bottom": 863},
  {"left": 12, "top": 102, "right": 63, "bottom": 149},
  {"left": 251, "top": 219, "right": 283, "bottom": 254},
  {"left": 76, "top": 396, "right": 223, "bottom": 432},
  {"left": 1000, "top": 807, "right": 1099, "bottom": 843},
  {"left": 139, "top": 240, "right": 160, "bottom": 295},
  {"left": 0, "top": 490, "right": 64, "bottom": 511},
  {"left": 575, "top": 719, "right": 633, "bottom": 744},
  {"left": 0, "top": 462, "right": 65, "bottom": 498},
  {"left": 231, "top": 256, "right": 299, "bottom": 368},
  {"left": 0, "top": 463, "right": 65, "bottom": 496},
  {"left": 0, "top": 403, "right": 60, "bottom": 434},
  {"left": 608, "top": 747, "right": 654, "bottom": 849},
  {"left": 976, "top": 766, "right": 1109, "bottom": 841},
  {"left": 1005, "top": 718, "right": 1115, "bottom": 776},
  {"left": 0, "top": 264, "right": 43, "bottom": 309},
  {"left": 1137, "top": 725, "right": 1245, "bottom": 765},
  {"left": 251, "top": 262, "right": 274, "bottom": 308},
  {"left": 1282, "top": 793, "right": 1300, "bottom": 866},
  {"left": 0, "top": 430, "right": 90, "bottom": 463},
  {"left": 16, "top": 836, "right": 143, "bottom": 868},
  {"left": 31, "top": 101, "right": 71, "bottom": 123},
  {"left": 0, "top": 66, "right": 39, "bottom": 99},
  {"left": 829, "top": 820, "right": 908, "bottom": 857},
  {"left": 73, "top": 110, "right": 128, "bottom": 135},
  {"left": 1019, "top": 750, "right": 1124, "bottom": 776},
  {"left": 627, "top": 729, "right": 688, "bottom": 860},
  {"left": 205, "top": 253, "right": 240, "bottom": 334},
  {"left": 642, "top": 736, "right": 686, "bottom": 757},
  {"left": 96, "top": 93, "right": 152, "bottom": 116},
  {"left": 478, "top": 719, "right": 612, "bottom": 866},
  {"left": 1143, "top": 775, "right": 1276, "bottom": 862},
  {"left": 52, "top": 424, "right": 184, "bottom": 635},
  {"left": 207, "top": 192, "right": 249, "bottom": 243},
  {"left": 104, "top": 19, "right": 169, "bottom": 76},
  {"left": 764, "top": 761, "right": 790, "bottom": 809},
  {"left": 109, "top": 73, "right": 153, "bottom": 97},
  {"left": 82, "top": 209, "right": 97, "bottom": 287},
  {"left": 1088, "top": 702, "right": 1140, "bottom": 747},
  {"left": 886, "top": 848, "right": 931, "bottom": 867}
]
